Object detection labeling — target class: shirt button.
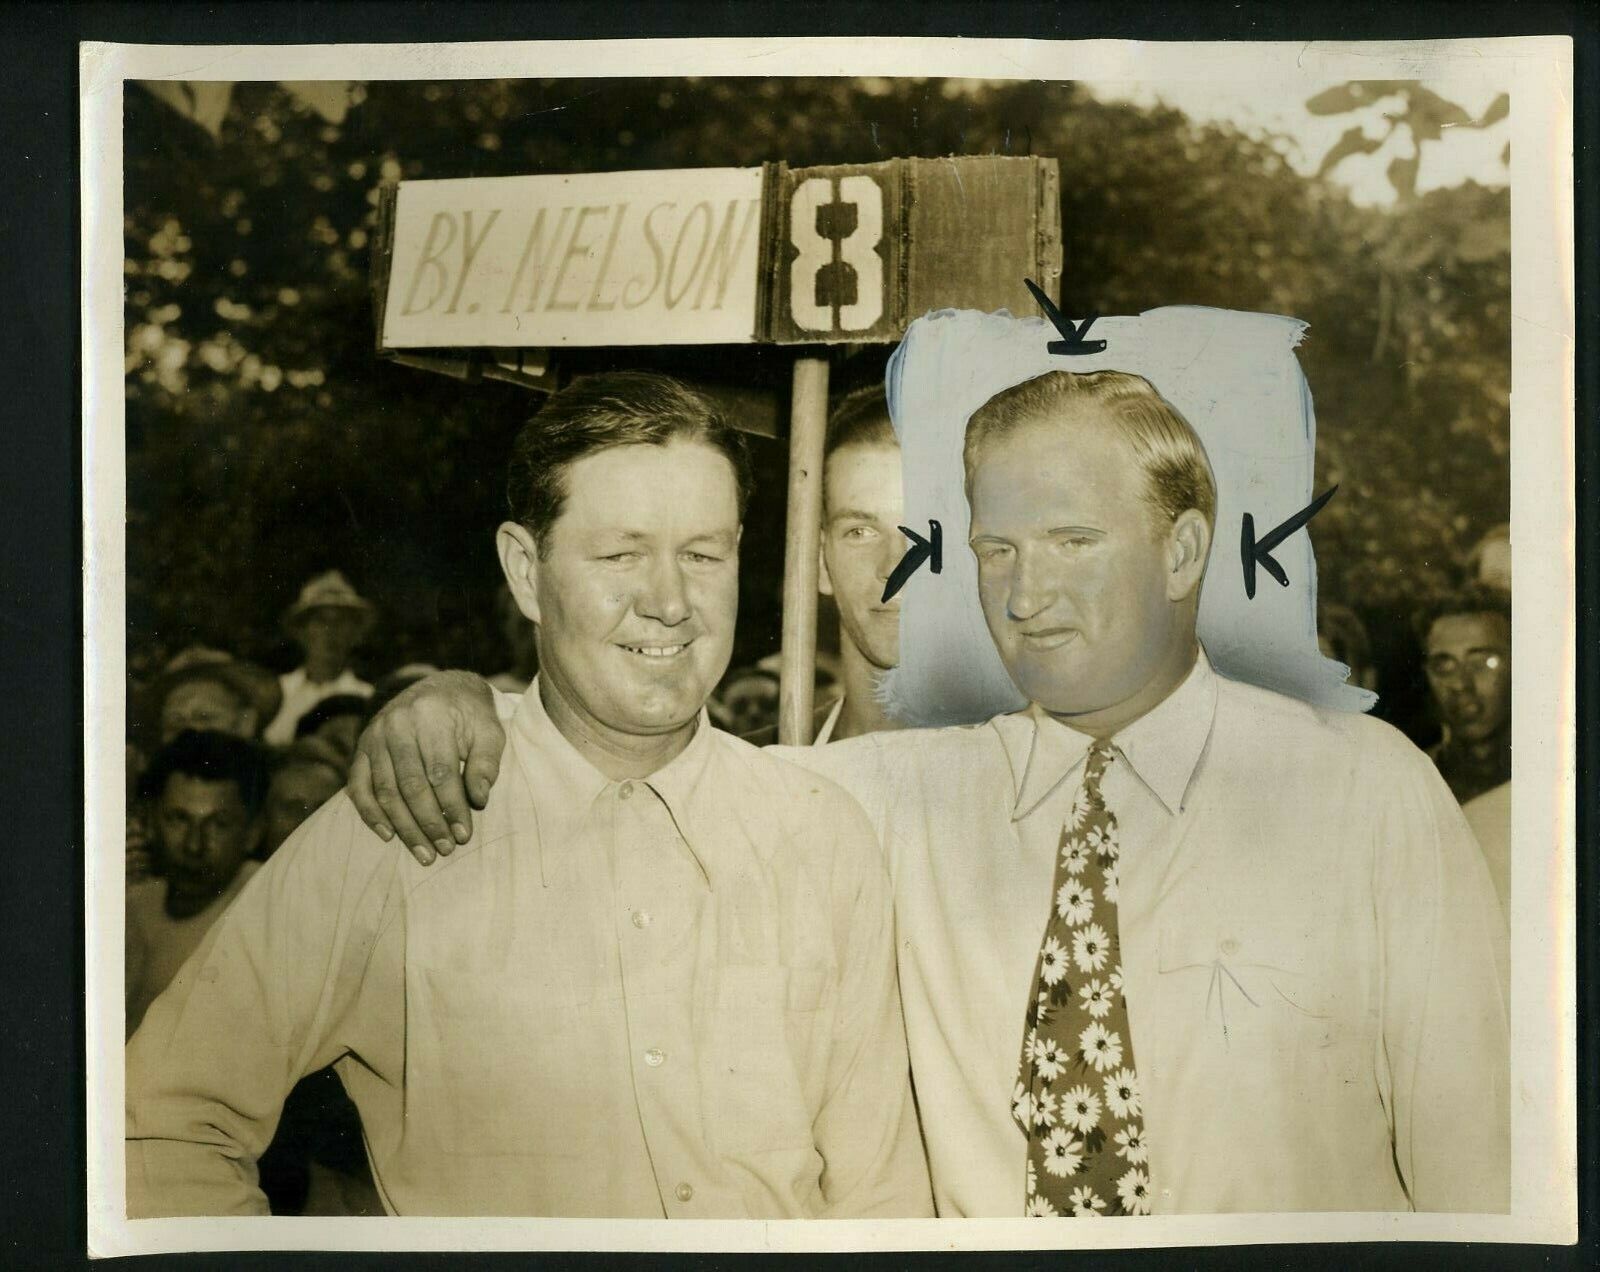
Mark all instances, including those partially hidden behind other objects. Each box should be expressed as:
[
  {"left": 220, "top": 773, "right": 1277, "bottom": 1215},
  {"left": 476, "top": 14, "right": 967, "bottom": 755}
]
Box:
[
  {"left": 1220, "top": 937, "right": 1240, "bottom": 955},
  {"left": 632, "top": 910, "right": 652, "bottom": 930},
  {"left": 675, "top": 1182, "right": 694, "bottom": 1203},
  {"left": 619, "top": 781, "right": 634, "bottom": 799},
  {"left": 644, "top": 1047, "right": 665, "bottom": 1067}
]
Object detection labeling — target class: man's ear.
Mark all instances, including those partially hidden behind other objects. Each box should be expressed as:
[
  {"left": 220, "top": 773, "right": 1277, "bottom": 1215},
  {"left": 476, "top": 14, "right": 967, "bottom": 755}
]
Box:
[
  {"left": 817, "top": 527, "right": 836, "bottom": 599},
  {"left": 1166, "top": 508, "right": 1212, "bottom": 603},
  {"left": 496, "top": 522, "right": 543, "bottom": 625}
]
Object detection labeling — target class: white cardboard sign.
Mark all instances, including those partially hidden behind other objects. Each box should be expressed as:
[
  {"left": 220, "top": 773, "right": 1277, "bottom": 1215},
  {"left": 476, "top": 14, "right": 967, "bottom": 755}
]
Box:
[{"left": 380, "top": 168, "right": 765, "bottom": 348}]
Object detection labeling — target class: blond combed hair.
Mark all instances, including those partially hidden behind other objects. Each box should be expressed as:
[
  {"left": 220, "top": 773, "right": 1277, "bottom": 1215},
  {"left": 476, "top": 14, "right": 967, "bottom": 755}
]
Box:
[{"left": 964, "top": 369, "right": 1217, "bottom": 533}]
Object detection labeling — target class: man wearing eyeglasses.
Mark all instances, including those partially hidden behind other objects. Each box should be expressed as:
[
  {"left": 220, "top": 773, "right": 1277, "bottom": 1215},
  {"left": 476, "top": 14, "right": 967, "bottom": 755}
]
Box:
[
  {"left": 1419, "top": 588, "right": 1512, "bottom": 808},
  {"left": 1418, "top": 587, "right": 1513, "bottom": 934}
]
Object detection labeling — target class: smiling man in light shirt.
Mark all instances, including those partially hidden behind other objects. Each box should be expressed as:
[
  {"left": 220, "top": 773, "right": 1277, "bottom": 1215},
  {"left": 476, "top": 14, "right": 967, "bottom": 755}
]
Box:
[
  {"left": 262, "top": 571, "right": 376, "bottom": 747},
  {"left": 351, "top": 368, "right": 1508, "bottom": 1217},
  {"left": 125, "top": 372, "right": 931, "bottom": 1219}
]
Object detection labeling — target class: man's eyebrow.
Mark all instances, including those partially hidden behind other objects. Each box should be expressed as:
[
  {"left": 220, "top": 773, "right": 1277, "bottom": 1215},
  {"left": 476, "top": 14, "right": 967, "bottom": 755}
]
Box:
[
  {"left": 827, "top": 507, "right": 888, "bottom": 524},
  {"left": 684, "top": 529, "right": 738, "bottom": 548},
  {"left": 590, "top": 528, "right": 737, "bottom": 547},
  {"left": 1046, "top": 525, "right": 1106, "bottom": 537}
]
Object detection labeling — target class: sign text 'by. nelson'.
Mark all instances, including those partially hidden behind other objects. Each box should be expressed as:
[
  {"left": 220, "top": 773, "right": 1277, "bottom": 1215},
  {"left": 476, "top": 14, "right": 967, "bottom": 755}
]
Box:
[{"left": 381, "top": 168, "right": 765, "bottom": 348}]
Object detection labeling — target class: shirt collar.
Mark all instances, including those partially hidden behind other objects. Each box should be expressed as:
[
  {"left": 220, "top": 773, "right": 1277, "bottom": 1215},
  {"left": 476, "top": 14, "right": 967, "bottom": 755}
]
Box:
[
  {"left": 993, "top": 648, "right": 1219, "bottom": 822},
  {"left": 507, "top": 677, "right": 718, "bottom": 886},
  {"left": 812, "top": 695, "right": 846, "bottom": 746}
]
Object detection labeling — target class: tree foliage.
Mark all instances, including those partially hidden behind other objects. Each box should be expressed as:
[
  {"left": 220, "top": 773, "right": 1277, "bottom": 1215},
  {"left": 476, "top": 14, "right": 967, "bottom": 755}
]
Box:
[{"left": 124, "top": 77, "right": 1509, "bottom": 682}]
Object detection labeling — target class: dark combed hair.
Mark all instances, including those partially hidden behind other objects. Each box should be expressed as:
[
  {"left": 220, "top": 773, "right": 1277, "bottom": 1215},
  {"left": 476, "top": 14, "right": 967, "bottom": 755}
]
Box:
[
  {"left": 1411, "top": 584, "right": 1513, "bottom": 647},
  {"left": 137, "top": 729, "right": 271, "bottom": 816},
  {"left": 507, "top": 371, "right": 754, "bottom": 553},
  {"left": 271, "top": 736, "right": 348, "bottom": 785},
  {"left": 964, "top": 369, "right": 1217, "bottom": 533},
  {"left": 825, "top": 383, "right": 896, "bottom": 460},
  {"left": 294, "top": 693, "right": 369, "bottom": 740}
]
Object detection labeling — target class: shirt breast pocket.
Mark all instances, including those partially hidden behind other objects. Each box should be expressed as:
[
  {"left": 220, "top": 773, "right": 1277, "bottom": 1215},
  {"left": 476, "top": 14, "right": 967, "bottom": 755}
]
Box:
[
  {"left": 1154, "top": 928, "right": 1339, "bottom": 1051},
  {"left": 412, "top": 965, "right": 604, "bottom": 1159},
  {"left": 703, "top": 963, "right": 828, "bottom": 1157}
]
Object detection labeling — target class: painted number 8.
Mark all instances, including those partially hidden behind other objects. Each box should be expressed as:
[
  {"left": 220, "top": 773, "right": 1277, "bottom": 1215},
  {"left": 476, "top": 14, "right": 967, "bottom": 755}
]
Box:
[{"left": 789, "top": 176, "right": 884, "bottom": 332}]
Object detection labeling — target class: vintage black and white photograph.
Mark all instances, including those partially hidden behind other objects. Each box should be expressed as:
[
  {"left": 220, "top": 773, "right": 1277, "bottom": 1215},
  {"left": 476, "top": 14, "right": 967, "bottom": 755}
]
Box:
[{"left": 82, "top": 36, "right": 1575, "bottom": 1254}]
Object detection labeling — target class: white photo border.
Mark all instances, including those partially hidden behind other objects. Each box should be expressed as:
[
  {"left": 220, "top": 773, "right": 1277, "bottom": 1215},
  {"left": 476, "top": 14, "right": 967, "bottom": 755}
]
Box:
[{"left": 83, "top": 34, "right": 1577, "bottom": 1255}]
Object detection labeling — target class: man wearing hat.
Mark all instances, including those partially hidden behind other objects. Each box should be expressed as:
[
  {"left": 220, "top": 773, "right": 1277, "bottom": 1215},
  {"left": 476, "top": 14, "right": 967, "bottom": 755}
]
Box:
[
  {"left": 263, "top": 571, "right": 375, "bottom": 746},
  {"left": 152, "top": 646, "right": 284, "bottom": 747}
]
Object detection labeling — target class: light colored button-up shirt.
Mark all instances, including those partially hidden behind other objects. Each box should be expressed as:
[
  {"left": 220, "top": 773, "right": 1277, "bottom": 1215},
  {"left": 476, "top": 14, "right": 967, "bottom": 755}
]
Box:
[
  {"left": 813, "top": 695, "right": 846, "bottom": 746},
  {"left": 125, "top": 861, "right": 260, "bottom": 1040},
  {"left": 783, "top": 651, "right": 1509, "bottom": 1216},
  {"left": 127, "top": 680, "right": 931, "bottom": 1219},
  {"left": 1463, "top": 780, "right": 1512, "bottom": 918}
]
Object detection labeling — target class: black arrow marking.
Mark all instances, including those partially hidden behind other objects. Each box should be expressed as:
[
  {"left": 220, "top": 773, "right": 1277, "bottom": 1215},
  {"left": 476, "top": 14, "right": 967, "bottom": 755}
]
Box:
[
  {"left": 1024, "top": 278, "right": 1107, "bottom": 356},
  {"left": 881, "top": 520, "right": 942, "bottom": 604},
  {"left": 1241, "top": 485, "right": 1339, "bottom": 599}
]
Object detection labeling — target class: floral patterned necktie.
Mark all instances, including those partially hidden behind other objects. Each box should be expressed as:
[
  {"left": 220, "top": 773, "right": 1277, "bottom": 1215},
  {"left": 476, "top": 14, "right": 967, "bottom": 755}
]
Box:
[{"left": 1014, "top": 741, "right": 1152, "bottom": 1217}]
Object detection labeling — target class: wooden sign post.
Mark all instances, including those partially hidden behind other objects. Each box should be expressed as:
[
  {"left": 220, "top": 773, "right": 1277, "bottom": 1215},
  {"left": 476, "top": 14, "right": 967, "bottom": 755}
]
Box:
[
  {"left": 372, "top": 156, "right": 1061, "bottom": 744},
  {"left": 779, "top": 358, "right": 829, "bottom": 747}
]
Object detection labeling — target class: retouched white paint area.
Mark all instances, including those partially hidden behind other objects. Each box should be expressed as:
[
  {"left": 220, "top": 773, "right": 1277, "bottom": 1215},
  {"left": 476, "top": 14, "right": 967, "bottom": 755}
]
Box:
[{"left": 880, "top": 306, "right": 1377, "bottom": 726}]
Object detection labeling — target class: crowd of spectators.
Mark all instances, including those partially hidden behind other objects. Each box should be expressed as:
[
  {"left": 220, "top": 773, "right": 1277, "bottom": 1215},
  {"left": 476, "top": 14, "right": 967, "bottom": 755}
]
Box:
[{"left": 124, "top": 571, "right": 393, "bottom": 1214}]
